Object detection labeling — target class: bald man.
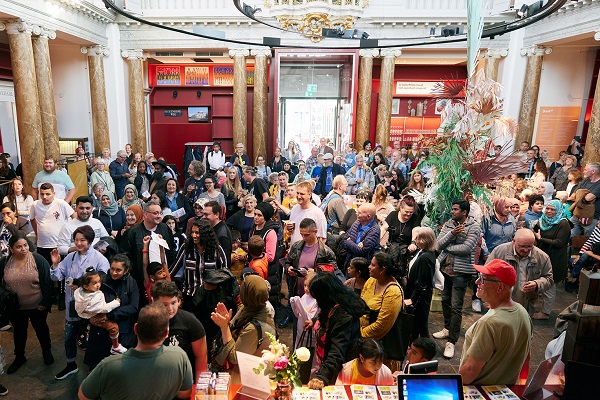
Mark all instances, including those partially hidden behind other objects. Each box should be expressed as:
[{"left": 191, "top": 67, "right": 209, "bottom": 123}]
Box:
[
  {"left": 342, "top": 203, "right": 381, "bottom": 269},
  {"left": 485, "top": 229, "right": 554, "bottom": 319}
]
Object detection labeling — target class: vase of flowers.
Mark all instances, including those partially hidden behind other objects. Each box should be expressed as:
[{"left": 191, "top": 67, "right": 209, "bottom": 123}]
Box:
[{"left": 254, "top": 333, "right": 311, "bottom": 399}]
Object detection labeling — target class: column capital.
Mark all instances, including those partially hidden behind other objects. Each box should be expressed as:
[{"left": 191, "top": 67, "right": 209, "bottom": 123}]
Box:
[
  {"left": 229, "top": 48, "right": 250, "bottom": 58},
  {"left": 594, "top": 31, "right": 600, "bottom": 41},
  {"left": 82, "top": 45, "right": 110, "bottom": 57},
  {"left": 379, "top": 48, "right": 402, "bottom": 59},
  {"left": 121, "top": 49, "right": 146, "bottom": 61},
  {"left": 250, "top": 48, "right": 271, "bottom": 58},
  {"left": 359, "top": 49, "right": 379, "bottom": 58},
  {"left": 35, "top": 26, "right": 56, "bottom": 40},
  {"left": 483, "top": 48, "right": 508, "bottom": 59},
  {"left": 1, "top": 20, "right": 42, "bottom": 36},
  {"left": 520, "top": 45, "right": 551, "bottom": 57}
]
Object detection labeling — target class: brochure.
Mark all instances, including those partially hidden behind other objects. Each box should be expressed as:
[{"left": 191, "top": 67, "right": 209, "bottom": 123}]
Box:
[
  {"left": 350, "top": 385, "right": 377, "bottom": 400},
  {"left": 463, "top": 386, "right": 485, "bottom": 400},
  {"left": 481, "top": 385, "right": 519, "bottom": 400},
  {"left": 322, "top": 386, "right": 349, "bottom": 400},
  {"left": 377, "top": 385, "right": 399, "bottom": 400}
]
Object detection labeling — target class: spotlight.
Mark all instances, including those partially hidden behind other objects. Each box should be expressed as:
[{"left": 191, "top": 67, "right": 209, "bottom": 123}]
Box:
[
  {"left": 196, "top": 90, "right": 201, "bottom": 99},
  {"left": 243, "top": 3, "right": 261, "bottom": 17},
  {"left": 361, "top": 31, "right": 369, "bottom": 40},
  {"left": 429, "top": 27, "right": 436, "bottom": 37},
  {"left": 441, "top": 25, "right": 463, "bottom": 37},
  {"left": 517, "top": 4, "right": 529, "bottom": 17},
  {"left": 172, "top": 90, "right": 178, "bottom": 99}
]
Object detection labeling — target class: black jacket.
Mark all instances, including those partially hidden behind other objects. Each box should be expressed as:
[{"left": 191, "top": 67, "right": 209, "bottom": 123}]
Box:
[
  {"left": 0, "top": 253, "right": 53, "bottom": 310},
  {"left": 133, "top": 173, "right": 152, "bottom": 198},
  {"left": 93, "top": 208, "right": 126, "bottom": 234},
  {"left": 84, "top": 272, "right": 139, "bottom": 369},
  {"left": 405, "top": 250, "right": 436, "bottom": 307},
  {"left": 318, "top": 164, "right": 346, "bottom": 197}
]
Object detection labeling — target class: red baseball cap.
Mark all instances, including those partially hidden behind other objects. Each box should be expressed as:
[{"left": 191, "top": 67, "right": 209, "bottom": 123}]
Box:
[{"left": 475, "top": 259, "right": 516, "bottom": 286}]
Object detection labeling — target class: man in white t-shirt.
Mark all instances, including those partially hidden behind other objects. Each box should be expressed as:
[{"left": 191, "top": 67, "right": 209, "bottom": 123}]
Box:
[
  {"left": 32, "top": 157, "right": 76, "bottom": 202},
  {"left": 56, "top": 196, "right": 109, "bottom": 255},
  {"left": 30, "top": 183, "right": 76, "bottom": 266},
  {"left": 288, "top": 181, "right": 327, "bottom": 246}
]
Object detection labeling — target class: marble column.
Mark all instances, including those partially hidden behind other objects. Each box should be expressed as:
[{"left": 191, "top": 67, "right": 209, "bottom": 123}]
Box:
[
  {"left": 483, "top": 48, "right": 508, "bottom": 82},
  {"left": 82, "top": 45, "right": 111, "bottom": 156},
  {"left": 32, "top": 27, "right": 60, "bottom": 160},
  {"left": 375, "top": 49, "right": 402, "bottom": 148},
  {"left": 230, "top": 49, "right": 250, "bottom": 150},
  {"left": 251, "top": 48, "right": 270, "bottom": 161},
  {"left": 516, "top": 46, "right": 551, "bottom": 146},
  {"left": 582, "top": 77, "right": 600, "bottom": 167},
  {"left": 1, "top": 21, "right": 45, "bottom": 188},
  {"left": 356, "top": 49, "right": 379, "bottom": 151},
  {"left": 122, "top": 49, "right": 147, "bottom": 156}
]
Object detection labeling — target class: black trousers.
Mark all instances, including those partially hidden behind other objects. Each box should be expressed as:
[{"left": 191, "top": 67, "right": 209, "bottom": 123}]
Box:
[{"left": 10, "top": 308, "right": 51, "bottom": 358}]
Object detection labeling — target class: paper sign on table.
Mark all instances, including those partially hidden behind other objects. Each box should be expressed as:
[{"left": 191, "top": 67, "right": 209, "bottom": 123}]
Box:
[
  {"left": 376, "top": 386, "right": 399, "bottom": 400},
  {"left": 481, "top": 385, "right": 519, "bottom": 400},
  {"left": 350, "top": 385, "right": 377, "bottom": 400},
  {"left": 463, "top": 386, "right": 485, "bottom": 400},
  {"left": 292, "top": 387, "right": 321, "bottom": 400},
  {"left": 322, "top": 386, "right": 349, "bottom": 400}
]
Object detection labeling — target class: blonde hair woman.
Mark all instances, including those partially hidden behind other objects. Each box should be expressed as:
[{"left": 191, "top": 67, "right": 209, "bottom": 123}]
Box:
[{"left": 221, "top": 168, "right": 243, "bottom": 219}]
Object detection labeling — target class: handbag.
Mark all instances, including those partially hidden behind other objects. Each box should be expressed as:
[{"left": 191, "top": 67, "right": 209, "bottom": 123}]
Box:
[
  {"left": 0, "top": 285, "right": 19, "bottom": 316},
  {"left": 368, "top": 284, "right": 414, "bottom": 362},
  {"left": 296, "top": 329, "right": 315, "bottom": 384}
]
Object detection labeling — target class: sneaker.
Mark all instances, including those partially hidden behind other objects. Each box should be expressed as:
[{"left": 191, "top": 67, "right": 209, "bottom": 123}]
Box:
[
  {"left": 55, "top": 363, "right": 78, "bottom": 380},
  {"left": 532, "top": 312, "right": 550, "bottom": 320},
  {"left": 0, "top": 324, "right": 11, "bottom": 331},
  {"left": 432, "top": 328, "right": 449, "bottom": 340},
  {"left": 6, "top": 356, "right": 26, "bottom": 375},
  {"left": 0, "top": 384, "right": 8, "bottom": 396},
  {"left": 443, "top": 342, "right": 455, "bottom": 359},
  {"left": 43, "top": 350, "right": 54, "bottom": 365},
  {"left": 110, "top": 344, "right": 127, "bottom": 354},
  {"left": 472, "top": 299, "right": 482, "bottom": 313}
]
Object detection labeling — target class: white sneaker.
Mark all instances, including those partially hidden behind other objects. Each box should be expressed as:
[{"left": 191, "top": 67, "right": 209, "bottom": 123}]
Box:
[
  {"left": 432, "top": 328, "right": 449, "bottom": 339},
  {"left": 472, "top": 299, "right": 482, "bottom": 313},
  {"left": 443, "top": 342, "right": 455, "bottom": 359},
  {"left": 0, "top": 324, "right": 11, "bottom": 331},
  {"left": 110, "top": 344, "right": 127, "bottom": 354}
]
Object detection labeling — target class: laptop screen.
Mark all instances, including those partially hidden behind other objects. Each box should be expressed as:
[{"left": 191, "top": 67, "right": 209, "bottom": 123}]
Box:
[{"left": 399, "top": 374, "right": 464, "bottom": 400}]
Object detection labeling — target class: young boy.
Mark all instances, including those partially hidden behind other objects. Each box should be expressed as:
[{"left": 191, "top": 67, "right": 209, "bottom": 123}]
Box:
[
  {"left": 248, "top": 235, "right": 268, "bottom": 279},
  {"left": 230, "top": 230, "right": 247, "bottom": 282},
  {"left": 524, "top": 194, "right": 545, "bottom": 229},
  {"left": 74, "top": 269, "right": 127, "bottom": 354},
  {"left": 402, "top": 337, "right": 437, "bottom": 373},
  {"left": 145, "top": 262, "right": 171, "bottom": 301}
]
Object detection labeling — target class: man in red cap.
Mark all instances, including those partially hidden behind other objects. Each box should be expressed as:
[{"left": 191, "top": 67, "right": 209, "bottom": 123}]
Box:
[{"left": 459, "top": 259, "right": 533, "bottom": 386}]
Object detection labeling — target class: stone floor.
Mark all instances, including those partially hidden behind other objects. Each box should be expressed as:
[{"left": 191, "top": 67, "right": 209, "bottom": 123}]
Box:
[{"left": 0, "top": 282, "right": 577, "bottom": 399}]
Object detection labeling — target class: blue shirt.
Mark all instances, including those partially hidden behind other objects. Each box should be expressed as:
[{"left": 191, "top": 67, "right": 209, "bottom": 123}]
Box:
[{"left": 356, "top": 219, "right": 375, "bottom": 243}]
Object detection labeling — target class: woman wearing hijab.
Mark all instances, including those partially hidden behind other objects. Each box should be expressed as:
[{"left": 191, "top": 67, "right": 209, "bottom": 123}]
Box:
[
  {"left": 93, "top": 193, "right": 126, "bottom": 238},
  {"left": 536, "top": 181, "right": 555, "bottom": 204},
  {"left": 117, "top": 184, "right": 144, "bottom": 212},
  {"left": 251, "top": 202, "right": 282, "bottom": 305},
  {"left": 533, "top": 199, "right": 571, "bottom": 320},
  {"left": 211, "top": 274, "right": 276, "bottom": 383},
  {"left": 115, "top": 204, "right": 143, "bottom": 249}
]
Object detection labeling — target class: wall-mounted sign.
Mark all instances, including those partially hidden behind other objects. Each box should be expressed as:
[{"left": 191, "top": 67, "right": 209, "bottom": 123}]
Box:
[
  {"left": 185, "top": 67, "right": 210, "bottom": 86},
  {"left": 395, "top": 81, "right": 438, "bottom": 96},
  {"left": 164, "top": 109, "right": 183, "bottom": 117},
  {"left": 156, "top": 66, "right": 181, "bottom": 85},
  {"left": 213, "top": 66, "right": 234, "bottom": 86},
  {"left": 535, "top": 106, "right": 580, "bottom": 161}
]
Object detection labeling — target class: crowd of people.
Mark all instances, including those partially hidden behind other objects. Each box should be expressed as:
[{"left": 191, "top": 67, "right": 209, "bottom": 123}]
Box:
[{"left": 0, "top": 136, "right": 596, "bottom": 398}]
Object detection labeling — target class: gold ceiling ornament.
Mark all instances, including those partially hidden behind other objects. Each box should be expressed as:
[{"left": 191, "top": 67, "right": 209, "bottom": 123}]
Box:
[{"left": 264, "top": 0, "right": 369, "bottom": 42}]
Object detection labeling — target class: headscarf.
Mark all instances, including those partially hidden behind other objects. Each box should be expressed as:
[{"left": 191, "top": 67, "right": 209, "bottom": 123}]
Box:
[
  {"left": 541, "top": 182, "right": 555, "bottom": 204},
  {"left": 126, "top": 204, "right": 143, "bottom": 226},
  {"left": 255, "top": 202, "right": 275, "bottom": 221},
  {"left": 100, "top": 192, "right": 120, "bottom": 216},
  {"left": 539, "top": 199, "right": 566, "bottom": 231},
  {"left": 121, "top": 184, "right": 141, "bottom": 209},
  {"left": 230, "top": 275, "right": 272, "bottom": 330},
  {"left": 493, "top": 197, "right": 508, "bottom": 224}
]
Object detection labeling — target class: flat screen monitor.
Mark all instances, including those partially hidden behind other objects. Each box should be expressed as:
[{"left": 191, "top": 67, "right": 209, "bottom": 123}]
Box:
[
  {"left": 399, "top": 374, "right": 464, "bottom": 400},
  {"left": 188, "top": 106, "right": 209, "bottom": 122},
  {"left": 407, "top": 360, "right": 439, "bottom": 374}
]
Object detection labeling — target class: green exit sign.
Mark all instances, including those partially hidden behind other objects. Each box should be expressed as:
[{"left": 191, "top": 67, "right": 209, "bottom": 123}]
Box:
[
  {"left": 305, "top": 92, "right": 314, "bottom": 97},
  {"left": 306, "top": 84, "right": 317, "bottom": 92}
]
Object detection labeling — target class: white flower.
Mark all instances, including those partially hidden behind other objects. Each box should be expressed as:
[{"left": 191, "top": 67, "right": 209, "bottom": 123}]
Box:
[{"left": 295, "top": 347, "right": 311, "bottom": 362}]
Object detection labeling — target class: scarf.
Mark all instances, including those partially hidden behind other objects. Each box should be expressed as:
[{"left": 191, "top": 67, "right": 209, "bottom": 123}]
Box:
[
  {"left": 121, "top": 184, "right": 141, "bottom": 209},
  {"left": 126, "top": 204, "right": 143, "bottom": 226},
  {"left": 230, "top": 275, "right": 273, "bottom": 331},
  {"left": 539, "top": 199, "right": 566, "bottom": 231},
  {"left": 541, "top": 182, "right": 555, "bottom": 204},
  {"left": 100, "top": 192, "right": 120, "bottom": 216}
]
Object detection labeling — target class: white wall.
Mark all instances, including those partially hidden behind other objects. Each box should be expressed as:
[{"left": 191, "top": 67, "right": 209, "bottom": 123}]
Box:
[
  {"left": 531, "top": 47, "right": 594, "bottom": 143},
  {"left": 49, "top": 44, "right": 93, "bottom": 141},
  {"left": 0, "top": 81, "right": 19, "bottom": 164}
]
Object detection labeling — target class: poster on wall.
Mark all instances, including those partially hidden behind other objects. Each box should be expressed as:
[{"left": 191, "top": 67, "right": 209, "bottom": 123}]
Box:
[
  {"left": 395, "top": 81, "right": 437, "bottom": 96},
  {"left": 246, "top": 69, "right": 255, "bottom": 86},
  {"left": 213, "top": 66, "right": 234, "bottom": 86},
  {"left": 156, "top": 66, "right": 181, "bottom": 85},
  {"left": 535, "top": 106, "right": 580, "bottom": 161},
  {"left": 185, "top": 66, "right": 210, "bottom": 86}
]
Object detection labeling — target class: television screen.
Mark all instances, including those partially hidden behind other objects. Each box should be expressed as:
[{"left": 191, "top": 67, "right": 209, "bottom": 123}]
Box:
[{"left": 188, "top": 106, "right": 209, "bottom": 122}]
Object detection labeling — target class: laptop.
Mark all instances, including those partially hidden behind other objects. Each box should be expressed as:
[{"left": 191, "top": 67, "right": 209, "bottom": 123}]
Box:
[
  {"left": 522, "top": 355, "right": 559, "bottom": 400},
  {"left": 398, "top": 374, "right": 464, "bottom": 400},
  {"left": 407, "top": 360, "right": 439, "bottom": 374}
]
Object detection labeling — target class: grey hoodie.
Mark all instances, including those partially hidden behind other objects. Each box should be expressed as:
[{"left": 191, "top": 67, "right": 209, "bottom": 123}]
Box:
[{"left": 437, "top": 217, "right": 481, "bottom": 275}]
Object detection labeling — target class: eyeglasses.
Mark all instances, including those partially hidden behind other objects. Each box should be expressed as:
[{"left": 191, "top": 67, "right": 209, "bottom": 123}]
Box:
[
  {"left": 477, "top": 273, "right": 502, "bottom": 284},
  {"left": 193, "top": 205, "right": 203, "bottom": 209},
  {"left": 147, "top": 210, "right": 163, "bottom": 216},
  {"left": 205, "top": 181, "right": 214, "bottom": 185}
]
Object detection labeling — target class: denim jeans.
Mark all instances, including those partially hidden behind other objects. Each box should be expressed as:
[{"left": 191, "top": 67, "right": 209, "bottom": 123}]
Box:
[
  {"left": 441, "top": 272, "right": 472, "bottom": 344},
  {"left": 65, "top": 319, "right": 84, "bottom": 363},
  {"left": 570, "top": 216, "right": 599, "bottom": 237},
  {"left": 572, "top": 253, "right": 593, "bottom": 277}
]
